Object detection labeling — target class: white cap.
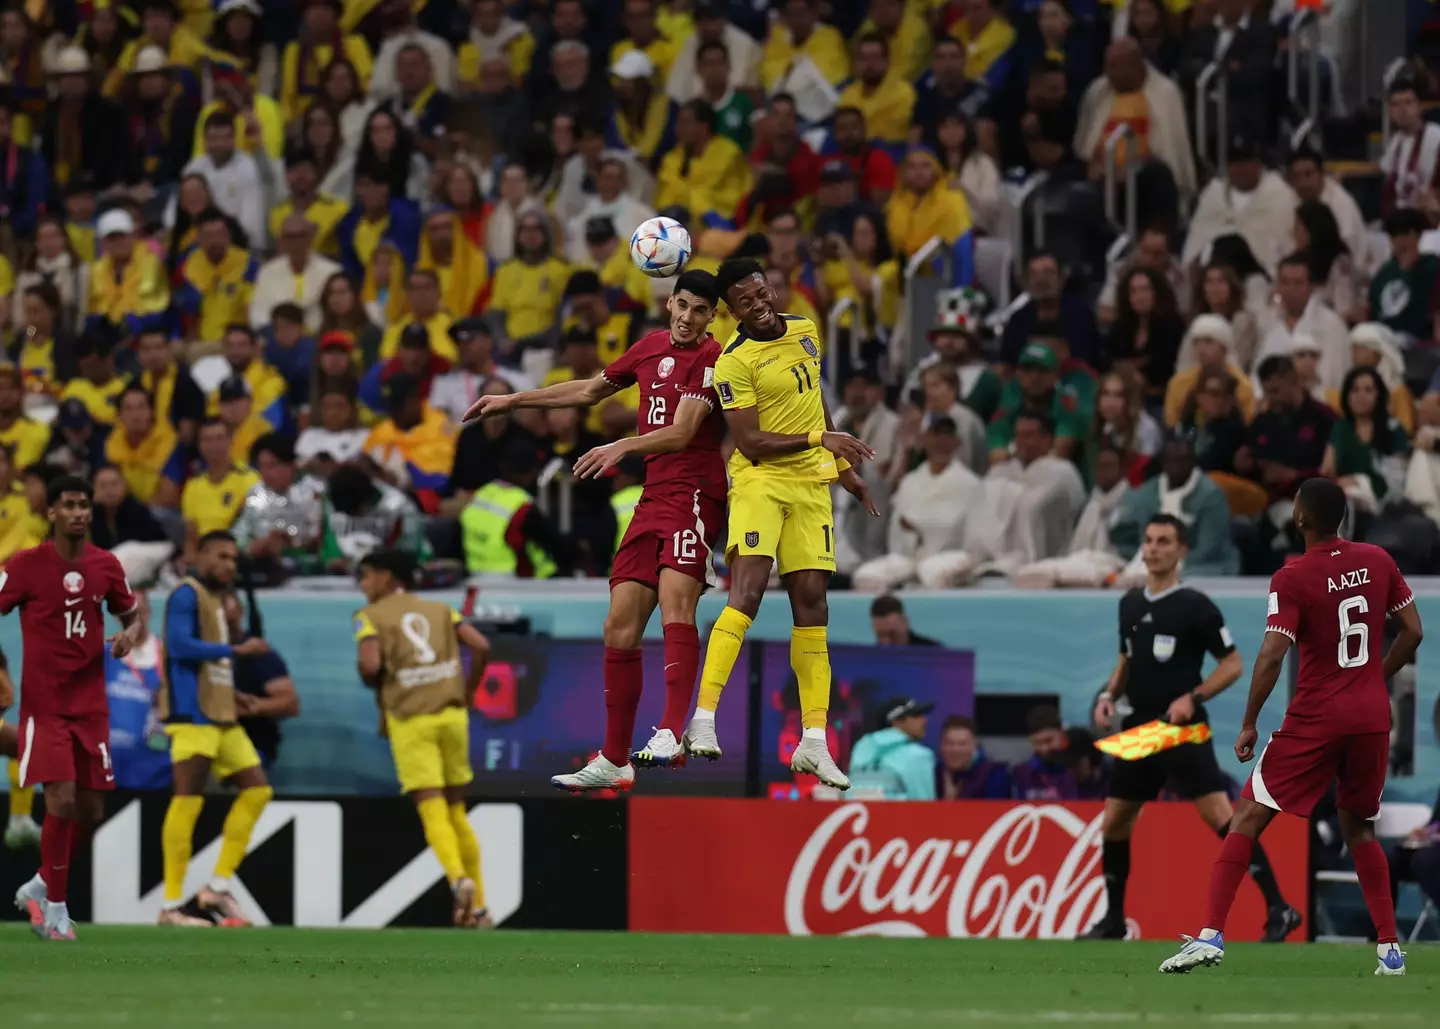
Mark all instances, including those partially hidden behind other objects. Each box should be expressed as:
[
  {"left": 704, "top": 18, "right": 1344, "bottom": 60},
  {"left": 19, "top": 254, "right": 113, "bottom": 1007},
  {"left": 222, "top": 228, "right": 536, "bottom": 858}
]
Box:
[
  {"left": 610, "top": 48, "right": 655, "bottom": 80},
  {"left": 1287, "top": 333, "right": 1321, "bottom": 355},
  {"left": 217, "top": 0, "right": 263, "bottom": 14},
  {"left": 1186, "top": 313, "right": 1234, "bottom": 350},
  {"left": 50, "top": 46, "right": 91, "bottom": 76},
  {"left": 1350, "top": 321, "right": 1398, "bottom": 353},
  {"left": 97, "top": 209, "right": 136, "bottom": 239},
  {"left": 130, "top": 46, "right": 170, "bottom": 76}
]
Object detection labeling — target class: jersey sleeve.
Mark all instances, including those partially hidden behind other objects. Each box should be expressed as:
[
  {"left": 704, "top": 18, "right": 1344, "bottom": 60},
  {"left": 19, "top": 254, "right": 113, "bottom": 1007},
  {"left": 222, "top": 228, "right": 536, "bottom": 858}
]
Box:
[
  {"left": 1198, "top": 594, "right": 1237, "bottom": 659},
  {"left": 713, "top": 348, "right": 756, "bottom": 410},
  {"left": 0, "top": 552, "right": 28, "bottom": 615},
  {"left": 353, "top": 610, "right": 378, "bottom": 641},
  {"left": 680, "top": 349, "right": 719, "bottom": 409},
  {"left": 1266, "top": 569, "right": 1301, "bottom": 643},
  {"left": 104, "top": 554, "right": 138, "bottom": 617},
  {"left": 602, "top": 344, "right": 643, "bottom": 389},
  {"left": 1385, "top": 552, "right": 1416, "bottom": 614}
]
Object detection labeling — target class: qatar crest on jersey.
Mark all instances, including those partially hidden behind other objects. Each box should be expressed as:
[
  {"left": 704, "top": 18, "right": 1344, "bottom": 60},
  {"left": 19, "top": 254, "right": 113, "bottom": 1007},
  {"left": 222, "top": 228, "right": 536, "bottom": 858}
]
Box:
[
  {"left": 658, "top": 356, "right": 676, "bottom": 378},
  {"left": 799, "top": 336, "right": 819, "bottom": 357},
  {"left": 62, "top": 571, "right": 85, "bottom": 594}
]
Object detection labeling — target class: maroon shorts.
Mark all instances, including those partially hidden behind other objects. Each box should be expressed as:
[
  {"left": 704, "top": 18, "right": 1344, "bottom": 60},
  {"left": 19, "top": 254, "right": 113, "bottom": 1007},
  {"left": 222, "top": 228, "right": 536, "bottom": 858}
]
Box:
[
  {"left": 15, "top": 710, "right": 114, "bottom": 791},
  {"left": 610, "top": 489, "right": 723, "bottom": 591},
  {"left": 1242, "top": 729, "right": 1388, "bottom": 819}
]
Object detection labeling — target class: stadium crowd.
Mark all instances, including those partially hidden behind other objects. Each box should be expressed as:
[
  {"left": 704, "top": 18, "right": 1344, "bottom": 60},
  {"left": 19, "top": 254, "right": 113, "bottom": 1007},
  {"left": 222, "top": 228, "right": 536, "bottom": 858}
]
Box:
[{"left": 0, "top": 0, "right": 1432, "bottom": 592}]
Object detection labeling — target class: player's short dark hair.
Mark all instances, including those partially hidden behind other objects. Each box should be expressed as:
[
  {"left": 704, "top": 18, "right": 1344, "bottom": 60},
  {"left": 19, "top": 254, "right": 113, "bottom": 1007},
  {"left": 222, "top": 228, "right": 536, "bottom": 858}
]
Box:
[
  {"left": 250, "top": 432, "right": 295, "bottom": 466},
  {"left": 357, "top": 547, "right": 417, "bottom": 587},
  {"left": 1296, "top": 476, "right": 1348, "bottom": 535},
  {"left": 682, "top": 99, "right": 717, "bottom": 131},
  {"left": 119, "top": 382, "right": 155, "bottom": 409},
  {"left": 941, "top": 714, "right": 978, "bottom": 735},
  {"left": 1257, "top": 354, "right": 1295, "bottom": 383},
  {"left": 198, "top": 529, "right": 237, "bottom": 550},
  {"left": 271, "top": 302, "right": 305, "bottom": 326},
  {"left": 225, "top": 323, "right": 256, "bottom": 343},
  {"left": 716, "top": 258, "right": 765, "bottom": 299},
  {"left": 46, "top": 473, "right": 93, "bottom": 506},
  {"left": 870, "top": 594, "right": 905, "bottom": 618},
  {"left": 327, "top": 464, "right": 377, "bottom": 514},
  {"left": 1144, "top": 513, "right": 1190, "bottom": 547},
  {"left": 198, "top": 416, "right": 231, "bottom": 438},
  {"left": 854, "top": 32, "right": 889, "bottom": 57},
  {"left": 204, "top": 111, "right": 236, "bottom": 134},
  {"left": 672, "top": 269, "right": 719, "bottom": 305},
  {"left": 1025, "top": 704, "right": 1063, "bottom": 735},
  {"left": 927, "top": 415, "right": 958, "bottom": 436}
]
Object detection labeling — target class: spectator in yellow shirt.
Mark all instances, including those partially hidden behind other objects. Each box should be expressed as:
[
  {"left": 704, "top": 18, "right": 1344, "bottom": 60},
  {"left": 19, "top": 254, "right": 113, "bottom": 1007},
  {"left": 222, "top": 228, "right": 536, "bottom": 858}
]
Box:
[
  {"left": 210, "top": 325, "right": 289, "bottom": 427},
  {"left": 268, "top": 146, "right": 348, "bottom": 254},
  {"left": 655, "top": 100, "right": 753, "bottom": 225},
  {"left": 181, "top": 418, "right": 260, "bottom": 560},
  {"left": 363, "top": 373, "right": 456, "bottom": 512},
  {"left": 106, "top": 383, "right": 184, "bottom": 507},
  {"left": 416, "top": 209, "right": 492, "bottom": 321},
  {"left": 611, "top": 0, "right": 683, "bottom": 82},
  {"left": 379, "top": 270, "right": 457, "bottom": 362},
  {"left": 542, "top": 326, "right": 640, "bottom": 439},
  {"left": 609, "top": 50, "right": 672, "bottom": 167},
  {"left": 949, "top": 0, "right": 1017, "bottom": 92},
  {"left": 837, "top": 35, "right": 916, "bottom": 146},
  {"left": 87, "top": 208, "right": 170, "bottom": 335},
  {"left": 860, "top": 0, "right": 930, "bottom": 83},
  {"left": 104, "top": 0, "right": 213, "bottom": 98},
  {"left": 763, "top": 0, "right": 851, "bottom": 89},
  {"left": 177, "top": 208, "right": 258, "bottom": 347},
  {"left": 458, "top": 0, "right": 536, "bottom": 85},
  {"left": 579, "top": 216, "right": 653, "bottom": 315},
  {"left": 61, "top": 333, "right": 128, "bottom": 428},
  {"left": 280, "top": 0, "right": 373, "bottom": 124},
  {"left": 216, "top": 374, "right": 273, "bottom": 466},
  {"left": 0, "top": 442, "right": 39, "bottom": 565},
  {"left": 562, "top": 270, "right": 639, "bottom": 367},
  {"left": 489, "top": 213, "right": 570, "bottom": 347},
  {"left": 0, "top": 368, "right": 47, "bottom": 469}
]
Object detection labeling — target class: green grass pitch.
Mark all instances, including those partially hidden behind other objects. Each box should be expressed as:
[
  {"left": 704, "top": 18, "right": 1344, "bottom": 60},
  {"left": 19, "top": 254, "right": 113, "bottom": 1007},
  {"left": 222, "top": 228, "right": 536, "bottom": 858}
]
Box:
[{"left": 0, "top": 927, "right": 1432, "bottom": 1028}]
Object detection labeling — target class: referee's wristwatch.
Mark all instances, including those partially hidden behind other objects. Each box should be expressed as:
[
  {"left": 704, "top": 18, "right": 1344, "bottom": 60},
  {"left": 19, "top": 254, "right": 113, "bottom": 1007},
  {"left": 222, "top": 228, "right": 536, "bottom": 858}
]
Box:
[{"left": 1188, "top": 688, "right": 1205, "bottom": 703}]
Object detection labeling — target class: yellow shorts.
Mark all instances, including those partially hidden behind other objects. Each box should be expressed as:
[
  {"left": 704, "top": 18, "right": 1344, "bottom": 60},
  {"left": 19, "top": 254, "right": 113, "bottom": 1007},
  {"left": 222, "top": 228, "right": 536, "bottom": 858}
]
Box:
[
  {"left": 167, "top": 724, "right": 262, "bottom": 781},
  {"left": 386, "top": 706, "right": 473, "bottom": 794},
  {"left": 726, "top": 475, "right": 835, "bottom": 576}
]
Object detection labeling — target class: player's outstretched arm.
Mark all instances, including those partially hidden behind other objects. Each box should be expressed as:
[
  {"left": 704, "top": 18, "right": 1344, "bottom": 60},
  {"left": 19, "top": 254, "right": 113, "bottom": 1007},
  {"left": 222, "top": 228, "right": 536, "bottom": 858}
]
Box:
[
  {"left": 724, "top": 405, "right": 875, "bottom": 466},
  {"left": 573, "top": 397, "right": 711, "bottom": 478},
  {"left": 456, "top": 621, "right": 491, "bottom": 702},
  {"left": 1237, "top": 631, "right": 1291, "bottom": 761},
  {"left": 463, "top": 373, "right": 619, "bottom": 421},
  {"left": 1382, "top": 600, "right": 1423, "bottom": 680}
]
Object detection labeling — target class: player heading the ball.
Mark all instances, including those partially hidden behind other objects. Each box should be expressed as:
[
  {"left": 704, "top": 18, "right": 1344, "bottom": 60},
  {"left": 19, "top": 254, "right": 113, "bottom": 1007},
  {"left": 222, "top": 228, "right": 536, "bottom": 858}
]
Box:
[{"left": 466, "top": 271, "right": 728, "bottom": 790}]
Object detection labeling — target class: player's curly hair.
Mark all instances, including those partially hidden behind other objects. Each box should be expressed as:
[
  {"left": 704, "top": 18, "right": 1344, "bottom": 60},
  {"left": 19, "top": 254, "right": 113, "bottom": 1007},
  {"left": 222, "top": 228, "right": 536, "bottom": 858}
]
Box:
[
  {"left": 715, "top": 258, "right": 765, "bottom": 299},
  {"left": 46, "top": 473, "right": 92, "bottom": 506}
]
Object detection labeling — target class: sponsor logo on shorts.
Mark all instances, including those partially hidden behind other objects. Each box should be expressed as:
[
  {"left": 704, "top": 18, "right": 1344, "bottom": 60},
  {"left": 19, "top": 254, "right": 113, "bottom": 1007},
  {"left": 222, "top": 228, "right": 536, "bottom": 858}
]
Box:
[
  {"left": 799, "top": 336, "right": 818, "bottom": 357},
  {"left": 745, "top": 531, "right": 759, "bottom": 548},
  {"left": 62, "top": 571, "right": 85, "bottom": 595}
]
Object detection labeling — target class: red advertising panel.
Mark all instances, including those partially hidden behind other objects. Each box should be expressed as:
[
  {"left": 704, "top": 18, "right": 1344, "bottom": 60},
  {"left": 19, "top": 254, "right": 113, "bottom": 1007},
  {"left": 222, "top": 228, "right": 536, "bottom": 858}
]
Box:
[{"left": 630, "top": 800, "right": 1309, "bottom": 941}]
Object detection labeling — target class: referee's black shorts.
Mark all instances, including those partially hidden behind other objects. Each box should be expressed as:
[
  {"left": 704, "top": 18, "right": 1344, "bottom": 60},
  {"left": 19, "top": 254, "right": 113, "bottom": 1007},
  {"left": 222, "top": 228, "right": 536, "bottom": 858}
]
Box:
[{"left": 1108, "top": 731, "right": 1230, "bottom": 803}]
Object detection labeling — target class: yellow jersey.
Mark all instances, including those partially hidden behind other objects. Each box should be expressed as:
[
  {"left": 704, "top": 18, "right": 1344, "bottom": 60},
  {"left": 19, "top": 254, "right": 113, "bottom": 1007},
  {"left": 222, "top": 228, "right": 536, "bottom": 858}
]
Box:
[
  {"left": 713, "top": 314, "right": 834, "bottom": 483},
  {"left": 0, "top": 415, "right": 50, "bottom": 469},
  {"left": 182, "top": 464, "right": 260, "bottom": 535},
  {"left": 105, "top": 422, "right": 179, "bottom": 503}
]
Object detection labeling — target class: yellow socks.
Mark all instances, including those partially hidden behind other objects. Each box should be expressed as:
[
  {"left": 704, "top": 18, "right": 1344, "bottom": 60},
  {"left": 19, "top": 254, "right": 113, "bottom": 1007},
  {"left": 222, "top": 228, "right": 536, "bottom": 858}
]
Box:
[
  {"left": 161, "top": 795, "right": 204, "bottom": 905},
  {"left": 792, "top": 626, "right": 831, "bottom": 731},
  {"left": 417, "top": 796, "right": 465, "bottom": 884},
  {"left": 213, "top": 786, "right": 273, "bottom": 882},
  {"left": 7, "top": 761, "right": 33, "bottom": 819},
  {"left": 697, "top": 606, "right": 752, "bottom": 712},
  {"left": 449, "top": 802, "right": 485, "bottom": 909}
]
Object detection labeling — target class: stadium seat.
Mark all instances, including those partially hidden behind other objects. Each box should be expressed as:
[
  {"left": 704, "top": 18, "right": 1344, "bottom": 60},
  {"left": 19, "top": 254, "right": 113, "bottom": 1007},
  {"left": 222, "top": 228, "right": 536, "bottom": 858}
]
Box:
[{"left": 1312, "top": 801, "right": 1434, "bottom": 942}]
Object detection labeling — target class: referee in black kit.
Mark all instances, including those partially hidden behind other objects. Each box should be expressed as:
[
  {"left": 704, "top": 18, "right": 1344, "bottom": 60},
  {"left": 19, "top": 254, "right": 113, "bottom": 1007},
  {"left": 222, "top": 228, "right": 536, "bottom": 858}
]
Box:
[{"left": 1080, "top": 514, "right": 1302, "bottom": 942}]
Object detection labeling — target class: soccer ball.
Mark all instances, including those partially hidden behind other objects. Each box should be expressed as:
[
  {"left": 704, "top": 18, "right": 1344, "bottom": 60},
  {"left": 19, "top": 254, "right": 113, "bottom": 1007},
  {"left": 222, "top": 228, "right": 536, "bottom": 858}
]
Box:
[{"left": 630, "top": 217, "right": 691, "bottom": 278}]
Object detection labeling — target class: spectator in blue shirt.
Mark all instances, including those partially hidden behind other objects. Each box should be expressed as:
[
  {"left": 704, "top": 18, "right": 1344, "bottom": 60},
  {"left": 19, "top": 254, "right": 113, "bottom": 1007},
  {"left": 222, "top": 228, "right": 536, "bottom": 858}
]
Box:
[
  {"left": 936, "top": 715, "right": 1013, "bottom": 800},
  {"left": 1000, "top": 251, "right": 1101, "bottom": 368},
  {"left": 104, "top": 592, "right": 172, "bottom": 792},
  {"left": 1011, "top": 704, "right": 1079, "bottom": 800},
  {"left": 848, "top": 698, "right": 938, "bottom": 800},
  {"left": 222, "top": 592, "right": 300, "bottom": 770}
]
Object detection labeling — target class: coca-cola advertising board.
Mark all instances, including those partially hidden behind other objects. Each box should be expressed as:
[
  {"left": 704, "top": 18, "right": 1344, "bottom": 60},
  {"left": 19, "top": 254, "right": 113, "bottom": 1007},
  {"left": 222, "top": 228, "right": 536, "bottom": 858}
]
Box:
[{"left": 629, "top": 799, "right": 1309, "bottom": 941}]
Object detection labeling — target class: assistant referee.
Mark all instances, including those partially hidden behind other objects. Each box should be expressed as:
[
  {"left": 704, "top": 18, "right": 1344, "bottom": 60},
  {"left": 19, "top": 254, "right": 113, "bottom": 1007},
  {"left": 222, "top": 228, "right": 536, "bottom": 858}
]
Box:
[{"left": 1079, "top": 514, "right": 1302, "bottom": 942}]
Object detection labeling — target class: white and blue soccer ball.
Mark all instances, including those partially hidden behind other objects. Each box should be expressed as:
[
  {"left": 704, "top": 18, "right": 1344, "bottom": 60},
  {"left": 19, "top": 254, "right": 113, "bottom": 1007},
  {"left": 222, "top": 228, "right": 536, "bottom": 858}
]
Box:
[{"left": 630, "top": 216, "right": 691, "bottom": 278}]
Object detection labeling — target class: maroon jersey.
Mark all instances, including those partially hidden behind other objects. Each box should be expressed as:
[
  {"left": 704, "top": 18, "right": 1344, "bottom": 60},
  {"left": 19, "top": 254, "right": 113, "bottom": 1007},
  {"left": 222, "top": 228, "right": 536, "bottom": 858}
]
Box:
[
  {"left": 602, "top": 329, "right": 726, "bottom": 501},
  {"left": 0, "top": 542, "right": 137, "bottom": 719},
  {"left": 1265, "top": 540, "right": 1414, "bottom": 737}
]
